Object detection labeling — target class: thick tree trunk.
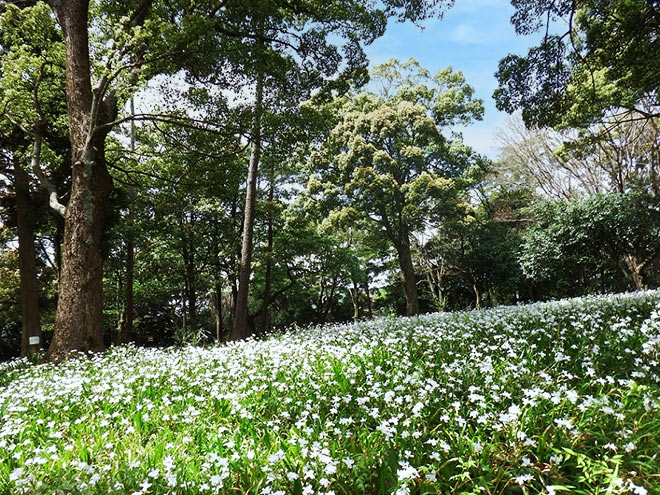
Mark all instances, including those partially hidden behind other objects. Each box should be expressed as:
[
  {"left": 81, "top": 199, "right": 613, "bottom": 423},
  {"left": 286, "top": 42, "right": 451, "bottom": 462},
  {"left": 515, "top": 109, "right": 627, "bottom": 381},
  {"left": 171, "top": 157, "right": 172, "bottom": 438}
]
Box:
[
  {"left": 49, "top": 157, "right": 112, "bottom": 360},
  {"left": 49, "top": 0, "right": 114, "bottom": 361},
  {"left": 232, "top": 70, "right": 264, "bottom": 341},
  {"left": 395, "top": 233, "right": 420, "bottom": 316},
  {"left": 14, "top": 160, "right": 42, "bottom": 357}
]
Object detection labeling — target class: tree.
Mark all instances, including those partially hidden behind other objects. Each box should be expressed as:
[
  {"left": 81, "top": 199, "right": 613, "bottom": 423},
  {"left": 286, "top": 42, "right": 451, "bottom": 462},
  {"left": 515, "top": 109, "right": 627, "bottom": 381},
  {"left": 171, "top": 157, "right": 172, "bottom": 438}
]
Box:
[
  {"left": 494, "top": 0, "right": 660, "bottom": 129},
  {"left": 519, "top": 192, "right": 660, "bottom": 293},
  {"left": 496, "top": 115, "right": 608, "bottom": 200},
  {"left": 40, "top": 0, "right": 219, "bottom": 359},
  {"left": 0, "top": 2, "right": 67, "bottom": 357},
  {"left": 496, "top": 112, "right": 660, "bottom": 201},
  {"left": 309, "top": 59, "right": 483, "bottom": 315},
  {"left": 208, "top": 0, "right": 456, "bottom": 339}
]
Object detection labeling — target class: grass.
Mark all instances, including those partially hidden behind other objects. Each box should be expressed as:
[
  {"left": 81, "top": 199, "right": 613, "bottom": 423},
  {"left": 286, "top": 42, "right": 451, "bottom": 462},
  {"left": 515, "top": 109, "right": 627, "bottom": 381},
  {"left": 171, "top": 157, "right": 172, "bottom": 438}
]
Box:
[{"left": 1, "top": 291, "right": 660, "bottom": 494}]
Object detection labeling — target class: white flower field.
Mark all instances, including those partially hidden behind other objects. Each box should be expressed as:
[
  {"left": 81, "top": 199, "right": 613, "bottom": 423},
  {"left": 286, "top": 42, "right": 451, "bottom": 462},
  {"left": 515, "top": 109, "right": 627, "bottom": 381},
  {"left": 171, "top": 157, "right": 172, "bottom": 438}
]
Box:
[{"left": 1, "top": 291, "right": 660, "bottom": 494}]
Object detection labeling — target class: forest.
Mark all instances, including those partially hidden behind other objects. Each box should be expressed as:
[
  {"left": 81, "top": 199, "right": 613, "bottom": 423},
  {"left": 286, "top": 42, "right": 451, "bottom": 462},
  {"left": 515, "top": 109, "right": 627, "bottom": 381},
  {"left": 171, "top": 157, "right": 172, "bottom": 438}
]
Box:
[
  {"left": 0, "top": 0, "right": 659, "bottom": 361},
  {"left": 2, "top": 1, "right": 660, "bottom": 494}
]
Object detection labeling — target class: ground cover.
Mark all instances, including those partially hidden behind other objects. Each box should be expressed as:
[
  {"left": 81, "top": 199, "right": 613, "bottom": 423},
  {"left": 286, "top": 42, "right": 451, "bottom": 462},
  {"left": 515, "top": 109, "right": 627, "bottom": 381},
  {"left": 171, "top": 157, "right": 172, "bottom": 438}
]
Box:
[{"left": 1, "top": 291, "right": 660, "bottom": 494}]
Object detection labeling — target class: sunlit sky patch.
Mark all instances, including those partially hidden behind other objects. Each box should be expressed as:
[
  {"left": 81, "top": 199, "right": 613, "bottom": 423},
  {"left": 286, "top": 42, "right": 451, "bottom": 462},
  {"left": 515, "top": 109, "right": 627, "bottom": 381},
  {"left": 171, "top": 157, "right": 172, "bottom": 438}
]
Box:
[{"left": 365, "top": 0, "right": 545, "bottom": 159}]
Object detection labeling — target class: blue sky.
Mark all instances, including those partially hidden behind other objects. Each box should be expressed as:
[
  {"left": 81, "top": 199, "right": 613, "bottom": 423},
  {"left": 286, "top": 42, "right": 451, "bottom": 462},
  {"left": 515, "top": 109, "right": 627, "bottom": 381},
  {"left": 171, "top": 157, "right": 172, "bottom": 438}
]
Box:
[{"left": 364, "top": 0, "right": 543, "bottom": 159}]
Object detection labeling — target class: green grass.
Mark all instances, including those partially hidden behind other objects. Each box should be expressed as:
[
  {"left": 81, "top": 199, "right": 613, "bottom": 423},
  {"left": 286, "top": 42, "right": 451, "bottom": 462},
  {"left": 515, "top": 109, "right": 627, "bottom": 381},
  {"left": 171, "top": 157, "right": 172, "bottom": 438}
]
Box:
[{"left": 1, "top": 291, "right": 660, "bottom": 494}]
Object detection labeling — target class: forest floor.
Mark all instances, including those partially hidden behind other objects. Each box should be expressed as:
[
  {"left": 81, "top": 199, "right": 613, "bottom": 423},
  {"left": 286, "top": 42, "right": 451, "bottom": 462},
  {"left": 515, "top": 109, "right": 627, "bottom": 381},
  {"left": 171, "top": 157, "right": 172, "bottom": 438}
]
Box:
[{"left": 1, "top": 291, "right": 660, "bottom": 494}]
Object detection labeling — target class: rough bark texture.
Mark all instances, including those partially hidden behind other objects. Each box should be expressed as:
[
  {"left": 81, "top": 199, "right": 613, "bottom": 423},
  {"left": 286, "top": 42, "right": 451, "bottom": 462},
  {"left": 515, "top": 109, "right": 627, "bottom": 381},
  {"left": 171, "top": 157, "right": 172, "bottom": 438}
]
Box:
[
  {"left": 14, "top": 160, "right": 42, "bottom": 357},
  {"left": 395, "top": 232, "right": 420, "bottom": 316},
  {"left": 48, "top": 0, "right": 114, "bottom": 360},
  {"left": 231, "top": 70, "right": 264, "bottom": 341}
]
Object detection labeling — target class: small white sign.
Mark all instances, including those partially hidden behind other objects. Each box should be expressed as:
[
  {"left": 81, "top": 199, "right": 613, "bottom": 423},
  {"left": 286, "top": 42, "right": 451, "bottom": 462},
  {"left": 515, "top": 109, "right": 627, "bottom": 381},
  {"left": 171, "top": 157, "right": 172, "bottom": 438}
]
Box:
[{"left": 29, "top": 336, "right": 40, "bottom": 345}]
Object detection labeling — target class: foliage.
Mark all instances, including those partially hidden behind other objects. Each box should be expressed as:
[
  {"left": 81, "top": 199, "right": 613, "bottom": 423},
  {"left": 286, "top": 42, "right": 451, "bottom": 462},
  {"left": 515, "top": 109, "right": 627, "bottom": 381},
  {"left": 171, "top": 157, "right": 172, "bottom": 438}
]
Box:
[
  {"left": 1, "top": 291, "right": 660, "bottom": 493},
  {"left": 310, "top": 58, "right": 483, "bottom": 231},
  {"left": 494, "top": 0, "right": 660, "bottom": 129},
  {"left": 519, "top": 192, "right": 660, "bottom": 294}
]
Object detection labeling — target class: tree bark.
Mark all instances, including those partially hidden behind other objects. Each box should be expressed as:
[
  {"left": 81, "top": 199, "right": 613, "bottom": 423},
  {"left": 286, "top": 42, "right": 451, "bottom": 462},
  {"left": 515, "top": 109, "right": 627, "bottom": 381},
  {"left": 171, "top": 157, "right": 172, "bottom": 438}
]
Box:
[
  {"left": 232, "top": 69, "right": 264, "bottom": 341},
  {"left": 395, "top": 231, "right": 420, "bottom": 316},
  {"left": 48, "top": 0, "right": 114, "bottom": 361},
  {"left": 14, "top": 159, "right": 42, "bottom": 357},
  {"left": 350, "top": 278, "right": 361, "bottom": 321},
  {"left": 473, "top": 282, "right": 481, "bottom": 309},
  {"left": 624, "top": 254, "right": 648, "bottom": 290}
]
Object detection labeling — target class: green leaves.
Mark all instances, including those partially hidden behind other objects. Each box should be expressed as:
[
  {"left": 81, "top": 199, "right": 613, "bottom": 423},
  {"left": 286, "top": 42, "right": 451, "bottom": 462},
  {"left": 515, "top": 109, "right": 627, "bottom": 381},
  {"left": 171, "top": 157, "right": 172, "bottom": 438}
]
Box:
[
  {"left": 310, "top": 58, "right": 484, "bottom": 243},
  {"left": 496, "top": 0, "right": 660, "bottom": 128},
  {"left": 0, "top": 2, "right": 67, "bottom": 135}
]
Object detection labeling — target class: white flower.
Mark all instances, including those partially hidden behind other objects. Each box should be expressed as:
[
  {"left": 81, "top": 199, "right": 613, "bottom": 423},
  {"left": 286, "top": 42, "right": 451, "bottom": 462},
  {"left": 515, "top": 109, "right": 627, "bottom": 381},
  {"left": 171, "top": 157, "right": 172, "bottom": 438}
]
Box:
[
  {"left": 9, "top": 467, "right": 24, "bottom": 482},
  {"left": 395, "top": 485, "right": 410, "bottom": 495},
  {"left": 515, "top": 474, "right": 533, "bottom": 485},
  {"left": 629, "top": 482, "right": 648, "bottom": 495},
  {"left": 397, "top": 462, "right": 418, "bottom": 481}
]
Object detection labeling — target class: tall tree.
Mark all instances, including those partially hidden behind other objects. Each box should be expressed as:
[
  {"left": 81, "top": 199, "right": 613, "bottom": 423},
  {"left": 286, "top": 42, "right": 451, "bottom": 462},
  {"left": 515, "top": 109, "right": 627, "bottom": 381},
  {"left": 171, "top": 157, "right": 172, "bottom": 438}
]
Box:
[
  {"left": 41, "top": 0, "right": 215, "bottom": 359},
  {"left": 0, "top": 2, "right": 67, "bottom": 357},
  {"left": 232, "top": 67, "right": 264, "bottom": 341},
  {"left": 213, "top": 0, "right": 454, "bottom": 338},
  {"left": 45, "top": 0, "right": 118, "bottom": 359},
  {"left": 309, "top": 59, "right": 483, "bottom": 315}
]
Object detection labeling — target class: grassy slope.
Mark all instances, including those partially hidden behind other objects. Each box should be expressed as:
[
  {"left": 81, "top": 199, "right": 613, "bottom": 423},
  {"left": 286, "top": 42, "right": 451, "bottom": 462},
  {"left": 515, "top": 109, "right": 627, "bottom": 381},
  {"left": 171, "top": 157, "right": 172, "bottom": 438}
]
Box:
[{"left": 1, "top": 291, "right": 660, "bottom": 495}]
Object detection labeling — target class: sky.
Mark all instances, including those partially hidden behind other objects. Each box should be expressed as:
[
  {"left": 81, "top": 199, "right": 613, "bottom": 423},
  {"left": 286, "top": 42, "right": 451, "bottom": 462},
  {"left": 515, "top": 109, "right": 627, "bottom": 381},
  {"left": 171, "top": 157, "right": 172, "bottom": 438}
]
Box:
[{"left": 363, "top": 0, "right": 543, "bottom": 159}]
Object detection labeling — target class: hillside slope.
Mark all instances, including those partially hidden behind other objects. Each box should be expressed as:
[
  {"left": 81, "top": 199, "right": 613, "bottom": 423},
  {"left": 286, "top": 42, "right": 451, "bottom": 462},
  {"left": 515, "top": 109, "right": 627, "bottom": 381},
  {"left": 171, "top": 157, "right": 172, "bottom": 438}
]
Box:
[{"left": 1, "top": 291, "right": 660, "bottom": 494}]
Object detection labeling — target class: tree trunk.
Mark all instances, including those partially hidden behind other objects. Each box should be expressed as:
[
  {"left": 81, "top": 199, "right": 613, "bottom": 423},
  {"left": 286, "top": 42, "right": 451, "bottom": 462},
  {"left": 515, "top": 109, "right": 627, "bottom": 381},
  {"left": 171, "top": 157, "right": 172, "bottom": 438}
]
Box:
[
  {"left": 473, "top": 282, "right": 481, "bottom": 309},
  {"left": 49, "top": 0, "right": 114, "bottom": 361},
  {"left": 350, "top": 278, "right": 361, "bottom": 321},
  {"left": 624, "top": 254, "right": 648, "bottom": 290},
  {"left": 232, "top": 69, "right": 264, "bottom": 341},
  {"left": 14, "top": 160, "right": 42, "bottom": 357},
  {"left": 187, "top": 263, "right": 197, "bottom": 335},
  {"left": 395, "top": 232, "right": 420, "bottom": 316}
]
